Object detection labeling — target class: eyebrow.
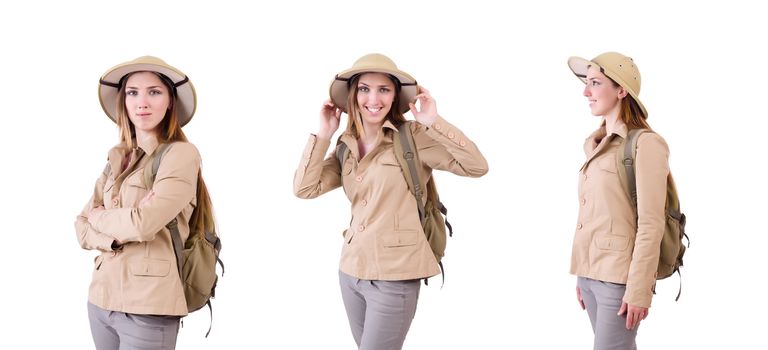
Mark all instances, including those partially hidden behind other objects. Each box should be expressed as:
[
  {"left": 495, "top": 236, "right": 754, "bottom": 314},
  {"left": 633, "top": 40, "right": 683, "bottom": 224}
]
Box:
[
  {"left": 357, "top": 82, "right": 393, "bottom": 87},
  {"left": 126, "top": 85, "right": 164, "bottom": 89}
]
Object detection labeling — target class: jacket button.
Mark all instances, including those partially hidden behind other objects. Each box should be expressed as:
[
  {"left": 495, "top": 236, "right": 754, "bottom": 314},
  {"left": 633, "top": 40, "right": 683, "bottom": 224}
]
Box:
[
  {"left": 577, "top": 223, "right": 583, "bottom": 230},
  {"left": 581, "top": 199, "right": 586, "bottom": 206},
  {"left": 447, "top": 132, "right": 455, "bottom": 139},
  {"left": 361, "top": 199, "right": 368, "bottom": 206},
  {"left": 434, "top": 123, "right": 442, "bottom": 131},
  {"left": 459, "top": 140, "right": 466, "bottom": 147},
  {"left": 112, "top": 198, "right": 119, "bottom": 206},
  {"left": 583, "top": 174, "right": 588, "bottom": 180},
  {"left": 355, "top": 175, "right": 363, "bottom": 182},
  {"left": 358, "top": 225, "right": 365, "bottom": 232}
]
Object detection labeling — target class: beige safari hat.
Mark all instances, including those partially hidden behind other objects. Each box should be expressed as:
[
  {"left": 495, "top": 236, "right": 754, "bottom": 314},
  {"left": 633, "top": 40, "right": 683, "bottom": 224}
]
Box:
[
  {"left": 98, "top": 56, "right": 197, "bottom": 127},
  {"left": 568, "top": 52, "right": 647, "bottom": 118},
  {"left": 330, "top": 53, "right": 418, "bottom": 114}
]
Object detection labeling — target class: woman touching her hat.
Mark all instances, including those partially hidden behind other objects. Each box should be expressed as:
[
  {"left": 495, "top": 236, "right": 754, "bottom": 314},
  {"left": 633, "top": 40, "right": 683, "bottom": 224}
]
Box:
[
  {"left": 75, "top": 56, "right": 215, "bottom": 349},
  {"left": 568, "top": 52, "right": 670, "bottom": 349},
  {"left": 294, "top": 53, "right": 488, "bottom": 349}
]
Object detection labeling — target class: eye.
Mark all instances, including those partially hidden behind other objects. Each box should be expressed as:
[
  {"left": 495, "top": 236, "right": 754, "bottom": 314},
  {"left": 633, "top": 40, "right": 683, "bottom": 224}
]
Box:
[
  {"left": 379, "top": 87, "right": 391, "bottom": 93},
  {"left": 149, "top": 89, "right": 163, "bottom": 96},
  {"left": 591, "top": 80, "right": 600, "bottom": 86},
  {"left": 357, "top": 86, "right": 369, "bottom": 93},
  {"left": 126, "top": 90, "right": 138, "bottom": 96}
]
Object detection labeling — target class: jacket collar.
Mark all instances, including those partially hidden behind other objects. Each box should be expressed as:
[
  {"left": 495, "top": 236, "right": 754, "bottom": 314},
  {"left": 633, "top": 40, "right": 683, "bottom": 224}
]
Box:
[
  {"left": 580, "top": 123, "right": 629, "bottom": 172},
  {"left": 338, "top": 120, "right": 398, "bottom": 160},
  {"left": 106, "top": 136, "right": 161, "bottom": 177}
]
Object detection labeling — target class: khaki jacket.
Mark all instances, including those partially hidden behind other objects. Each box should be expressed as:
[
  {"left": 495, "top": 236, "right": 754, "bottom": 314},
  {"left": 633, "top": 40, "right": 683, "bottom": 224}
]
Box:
[
  {"left": 75, "top": 137, "right": 200, "bottom": 316},
  {"left": 295, "top": 116, "right": 488, "bottom": 280},
  {"left": 570, "top": 125, "right": 669, "bottom": 308}
]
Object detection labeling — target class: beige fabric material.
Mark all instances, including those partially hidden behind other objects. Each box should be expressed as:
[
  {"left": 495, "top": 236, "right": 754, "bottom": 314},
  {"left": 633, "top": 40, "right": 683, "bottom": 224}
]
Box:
[
  {"left": 570, "top": 124, "right": 670, "bottom": 308},
  {"left": 294, "top": 116, "right": 488, "bottom": 280},
  {"left": 329, "top": 53, "right": 418, "bottom": 114},
  {"left": 567, "top": 52, "right": 648, "bottom": 118},
  {"left": 76, "top": 137, "right": 201, "bottom": 316},
  {"left": 98, "top": 56, "right": 197, "bottom": 127}
]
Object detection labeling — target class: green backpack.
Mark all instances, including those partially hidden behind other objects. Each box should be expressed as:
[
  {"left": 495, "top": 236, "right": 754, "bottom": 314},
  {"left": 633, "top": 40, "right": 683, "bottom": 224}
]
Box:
[
  {"left": 143, "top": 143, "right": 224, "bottom": 336},
  {"left": 617, "top": 129, "right": 688, "bottom": 300},
  {"left": 336, "top": 121, "right": 452, "bottom": 285}
]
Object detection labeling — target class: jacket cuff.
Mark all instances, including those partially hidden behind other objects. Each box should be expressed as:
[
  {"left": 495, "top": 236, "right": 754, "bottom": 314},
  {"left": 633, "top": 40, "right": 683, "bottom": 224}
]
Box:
[{"left": 424, "top": 116, "right": 471, "bottom": 149}]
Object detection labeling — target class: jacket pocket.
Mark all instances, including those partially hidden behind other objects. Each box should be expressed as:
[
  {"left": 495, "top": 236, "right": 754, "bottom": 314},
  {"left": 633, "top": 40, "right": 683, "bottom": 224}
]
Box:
[
  {"left": 597, "top": 154, "right": 617, "bottom": 173},
  {"left": 596, "top": 235, "right": 629, "bottom": 251},
  {"left": 103, "top": 177, "right": 115, "bottom": 194},
  {"left": 377, "top": 151, "right": 400, "bottom": 167},
  {"left": 129, "top": 259, "right": 171, "bottom": 277},
  {"left": 94, "top": 255, "right": 104, "bottom": 270},
  {"left": 343, "top": 229, "right": 354, "bottom": 244},
  {"left": 382, "top": 230, "right": 419, "bottom": 248},
  {"left": 123, "top": 172, "right": 149, "bottom": 206}
]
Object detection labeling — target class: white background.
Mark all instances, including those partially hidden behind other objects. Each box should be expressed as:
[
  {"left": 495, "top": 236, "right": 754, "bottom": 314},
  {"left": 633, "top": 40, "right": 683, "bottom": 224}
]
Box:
[{"left": 1, "top": 1, "right": 765, "bottom": 349}]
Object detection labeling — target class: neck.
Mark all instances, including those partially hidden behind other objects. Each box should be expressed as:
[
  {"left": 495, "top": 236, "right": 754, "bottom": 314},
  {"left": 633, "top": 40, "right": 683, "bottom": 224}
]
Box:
[
  {"left": 134, "top": 129, "right": 159, "bottom": 150},
  {"left": 360, "top": 121, "right": 383, "bottom": 145},
  {"left": 602, "top": 108, "right": 624, "bottom": 136}
]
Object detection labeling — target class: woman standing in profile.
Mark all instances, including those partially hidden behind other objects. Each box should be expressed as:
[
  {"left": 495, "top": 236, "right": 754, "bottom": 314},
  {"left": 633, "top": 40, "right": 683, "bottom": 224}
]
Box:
[
  {"left": 294, "top": 53, "right": 488, "bottom": 349},
  {"left": 75, "top": 56, "right": 215, "bottom": 350},
  {"left": 568, "top": 52, "right": 670, "bottom": 349}
]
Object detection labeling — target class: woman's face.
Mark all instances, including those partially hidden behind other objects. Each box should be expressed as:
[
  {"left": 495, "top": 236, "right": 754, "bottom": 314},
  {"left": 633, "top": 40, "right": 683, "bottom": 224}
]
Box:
[
  {"left": 583, "top": 65, "right": 625, "bottom": 117},
  {"left": 124, "top": 71, "right": 171, "bottom": 135},
  {"left": 355, "top": 72, "right": 396, "bottom": 127}
]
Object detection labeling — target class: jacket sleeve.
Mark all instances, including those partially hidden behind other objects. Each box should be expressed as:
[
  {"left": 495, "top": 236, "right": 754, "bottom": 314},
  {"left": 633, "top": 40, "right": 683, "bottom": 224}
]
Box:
[
  {"left": 623, "top": 133, "right": 670, "bottom": 307},
  {"left": 293, "top": 134, "right": 342, "bottom": 198},
  {"left": 88, "top": 143, "right": 200, "bottom": 243},
  {"left": 75, "top": 164, "right": 118, "bottom": 252},
  {"left": 413, "top": 116, "right": 489, "bottom": 177}
]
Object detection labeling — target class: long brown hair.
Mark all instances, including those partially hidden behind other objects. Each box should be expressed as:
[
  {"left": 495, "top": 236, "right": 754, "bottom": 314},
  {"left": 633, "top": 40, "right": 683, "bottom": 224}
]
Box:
[
  {"left": 344, "top": 73, "right": 407, "bottom": 139},
  {"left": 601, "top": 67, "right": 651, "bottom": 130},
  {"left": 115, "top": 71, "right": 216, "bottom": 238}
]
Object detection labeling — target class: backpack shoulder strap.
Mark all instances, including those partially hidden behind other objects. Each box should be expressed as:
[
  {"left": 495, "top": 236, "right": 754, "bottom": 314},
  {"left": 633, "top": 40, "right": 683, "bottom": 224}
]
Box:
[
  {"left": 140, "top": 142, "right": 184, "bottom": 278},
  {"left": 143, "top": 142, "right": 174, "bottom": 189},
  {"left": 335, "top": 141, "right": 349, "bottom": 171},
  {"left": 621, "top": 128, "right": 651, "bottom": 205},
  {"left": 393, "top": 121, "right": 426, "bottom": 225}
]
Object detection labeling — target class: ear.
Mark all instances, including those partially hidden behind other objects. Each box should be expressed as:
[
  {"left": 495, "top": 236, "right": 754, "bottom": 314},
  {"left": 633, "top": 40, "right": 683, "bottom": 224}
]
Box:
[{"left": 617, "top": 86, "right": 628, "bottom": 99}]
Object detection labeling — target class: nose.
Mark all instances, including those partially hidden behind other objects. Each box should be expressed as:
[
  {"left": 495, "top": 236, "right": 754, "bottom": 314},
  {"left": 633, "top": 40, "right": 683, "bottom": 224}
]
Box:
[
  {"left": 136, "top": 94, "right": 149, "bottom": 109},
  {"left": 583, "top": 84, "right": 591, "bottom": 97},
  {"left": 367, "top": 91, "right": 381, "bottom": 105}
]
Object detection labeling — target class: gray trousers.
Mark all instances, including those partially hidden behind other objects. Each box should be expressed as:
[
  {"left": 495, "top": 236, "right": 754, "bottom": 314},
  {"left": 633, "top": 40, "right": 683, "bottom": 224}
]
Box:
[
  {"left": 339, "top": 271, "right": 421, "bottom": 350},
  {"left": 88, "top": 302, "right": 180, "bottom": 350},
  {"left": 577, "top": 277, "right": 639, "bottom": 350}
]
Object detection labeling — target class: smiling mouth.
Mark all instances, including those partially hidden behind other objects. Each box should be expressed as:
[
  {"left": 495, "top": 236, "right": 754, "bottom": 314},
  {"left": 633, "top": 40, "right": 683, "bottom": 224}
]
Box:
[{"left": 365, "top": 106, "right": 382, "bottom": 113}]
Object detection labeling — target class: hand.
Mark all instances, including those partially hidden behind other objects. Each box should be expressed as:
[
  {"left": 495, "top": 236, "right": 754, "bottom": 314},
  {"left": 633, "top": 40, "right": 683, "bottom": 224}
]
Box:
[
  {"left": 618, "top": 302, "right": 649, "bottom": 330},
  {"left": 88, "top": 206, "right": 105, "bottom": 225},
  {"left": 409, "top": 86, "right": 438, "bottom": 127},
  {"left": 576, "top": 285, "right": 585, "bottom": 310},
  {"left": 318, "top": 99, "right": 341, "bottom": 140},
  {"left": 139, "top": 190, "right": 155, "bottom": 207}
]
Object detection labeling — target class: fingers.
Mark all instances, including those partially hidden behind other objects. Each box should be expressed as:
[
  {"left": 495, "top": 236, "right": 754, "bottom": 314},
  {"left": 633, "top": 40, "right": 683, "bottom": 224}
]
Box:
[
  {"left": 626, "top": 310, "right": 636, "bottom": 330},
  {"left": 409, "top": 102, "right": 417, "bottom": 113},
  {"left": 621, "top": 305, "right": 648, "bottom": 330},
  {"left": 617, "top": 302, "right": 627, "bottom": 316},
  {"left": 576, "top": 286, "right": 585, "bottom": 310}
]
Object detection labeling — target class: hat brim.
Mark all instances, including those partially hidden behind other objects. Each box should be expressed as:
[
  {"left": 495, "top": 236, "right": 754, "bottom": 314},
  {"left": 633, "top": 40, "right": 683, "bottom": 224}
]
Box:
[
  {"left": 98, "top": 62, "right": 196, "bottom": 127},
  {"left": 567, "top": 56, "right": 648, "bottom": 118},
  {"left": 329, "top": 67, "right": 418, "bottom": 114}
]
